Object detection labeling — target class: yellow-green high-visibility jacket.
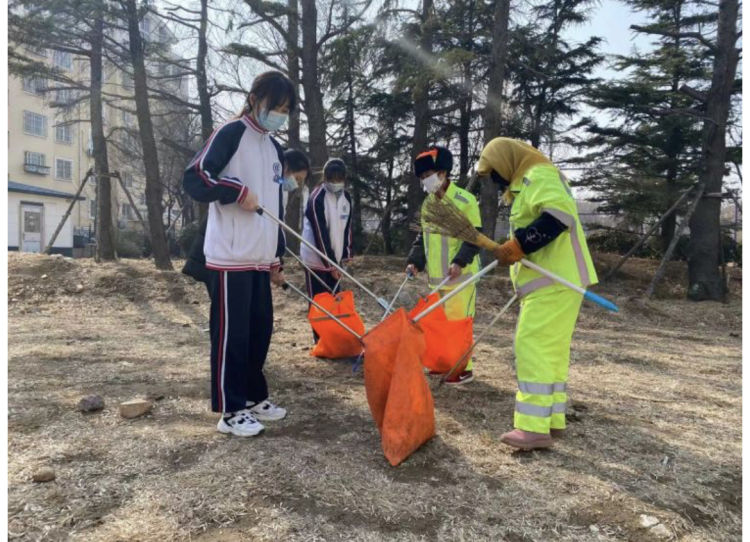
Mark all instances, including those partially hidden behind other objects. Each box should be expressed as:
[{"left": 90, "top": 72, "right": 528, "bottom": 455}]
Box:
[
  {"left": 508, "top": 164, "right": 598, "bottom": 297},
  {"left": 420, "top": 182, "right": 482, "bottom": 289}
]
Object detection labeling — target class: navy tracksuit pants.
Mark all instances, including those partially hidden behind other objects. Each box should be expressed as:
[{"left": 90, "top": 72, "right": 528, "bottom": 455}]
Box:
[
  {"left": 304, "top": 269, "right": 340, "bottom": 343},
  {"left": 208, "top": 270, "right": 273, "bottom": 413}
]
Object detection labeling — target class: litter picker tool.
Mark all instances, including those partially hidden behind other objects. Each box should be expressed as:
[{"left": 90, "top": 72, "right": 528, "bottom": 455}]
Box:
[
  {"left": 382, "top": 272, "right": 414, "bottom": 321},
  {"left": 421, "top": 197, "right": 619, "bottom": 313},
  {"left": 439, "top": 294, "right": 518, "bottom": 387},
  {"left": 258, "top": 206, "right": 390, "bottom": 311},
  {"left": 428, "top": 275, "right": 452, "bottom": 296},
  {"left": 411, "top": 261, "right": 499, "bottom": 322},
  {"left": 285, "top": 246, "right": 333, "bottom": 293}
]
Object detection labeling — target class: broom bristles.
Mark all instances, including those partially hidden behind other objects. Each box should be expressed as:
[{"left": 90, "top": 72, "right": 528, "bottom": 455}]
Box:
[{"left": 422, "top": 197, "right": 500, "bottom": 251}]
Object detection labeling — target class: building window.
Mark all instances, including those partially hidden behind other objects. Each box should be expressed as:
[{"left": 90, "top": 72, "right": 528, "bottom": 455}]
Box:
[
  {"left": 90, "top": 199, "right": 97, "bottom": 219},
  {"left": 22, "top": 77, "right": 46, "bottom": 96},
  {"left": 139, "top": 193, "right": 146, "bottom": 206},
  {"left": 121, "top": 109, "right": 133, "bottom": 125},
  {"left": 55, "top": 158, "right": 73, "bottom": 181},
  {"left": 26, "top": 45, "right": 47, "bottom": 57},
  {"left": 55, "top": 88, "right": 74, "bottom": 105},
  {"left": 122, "top": 172, "right": 134, "bottom": 188},
  {"left": 55, "top": 124, "right": 73, "bottom": 144},
  {"left": 23, "top": 111, "right": 47, "bottom": 137},
  {"left": 140, "top": 17, "right": 151, "bottom": 37},
  {"left": 24, "top": 151, "right": 50, "bottom": 175},
  {"left": 121, "top": 203, "right": 133, "bottom": 220},
  {"left": 53, "top": 50, "right": 73, "bottom": 70}
]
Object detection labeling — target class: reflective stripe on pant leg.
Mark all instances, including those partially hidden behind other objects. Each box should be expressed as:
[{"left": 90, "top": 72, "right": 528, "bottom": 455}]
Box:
[
  {"left": 551, "top": 382, "right": 567, "bottom": 430},
  {"left": 443, "top": 283, "right": 476, "bottom": 371},
  {"left": 513, "top": 291, "right": 569, "bottom": 434}
]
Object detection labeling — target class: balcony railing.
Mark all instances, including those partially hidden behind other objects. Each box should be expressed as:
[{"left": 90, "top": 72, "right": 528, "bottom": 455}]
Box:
[{"left": 23, "top": 162, "right": 51, "bottom": 175}]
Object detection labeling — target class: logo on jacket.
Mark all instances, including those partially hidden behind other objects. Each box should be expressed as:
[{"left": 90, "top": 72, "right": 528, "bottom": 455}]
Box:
[{"left": 272, "top": 162, "right": 282, "bottom": 185}]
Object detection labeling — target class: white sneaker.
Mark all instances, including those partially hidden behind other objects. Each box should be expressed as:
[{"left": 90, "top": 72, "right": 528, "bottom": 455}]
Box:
[
  {"left": 247, "top": 399, "right": 287, "bottom": 421},
  {"left": 216, "top": 409, "right": 264, "bottom": 437}
]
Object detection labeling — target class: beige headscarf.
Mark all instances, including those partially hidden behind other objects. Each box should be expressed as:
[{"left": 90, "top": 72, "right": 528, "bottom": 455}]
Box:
[{"left": 476, "top": 137, "right": 553, "bottom": 188}]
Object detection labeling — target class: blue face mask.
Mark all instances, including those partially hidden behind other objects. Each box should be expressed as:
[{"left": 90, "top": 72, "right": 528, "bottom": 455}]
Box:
[
  {"left": 281, "top": 176, "right": 298, "bottom": 192},
  {"left": 258, "top": 110, "right": 288, "bottom": 132}
]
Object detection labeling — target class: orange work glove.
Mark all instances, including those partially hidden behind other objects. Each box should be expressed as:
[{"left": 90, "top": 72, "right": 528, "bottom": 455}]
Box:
[{"left": 492, "top": 238, "right": 524, "bottom": 265}]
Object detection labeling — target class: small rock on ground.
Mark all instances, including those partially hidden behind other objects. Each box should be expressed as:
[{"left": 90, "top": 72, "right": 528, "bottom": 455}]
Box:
[
  {"left": 32, "top": 467, "right": 56, "bottom": 483},
  {"left": 77, "top": 395, "right": 105, "bottom": 412},
  {"left": 639, "top": 515, "right": 659, "bottom": 529},
  {"left": 119, "top": 399, "right": 153, "bottom": 419}
]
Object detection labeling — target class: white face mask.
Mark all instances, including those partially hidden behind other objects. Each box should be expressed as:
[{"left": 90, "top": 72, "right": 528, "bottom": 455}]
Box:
[
  {"left": 421, "top": 173, "right": 442, "bottom": 194},
  {"left": 326, "top": 182, "right": 345, "bottom": 194}
]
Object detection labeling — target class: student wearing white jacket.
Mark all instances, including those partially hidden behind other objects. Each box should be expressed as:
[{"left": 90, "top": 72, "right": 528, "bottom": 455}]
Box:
[
  {"left": 183, "top": 71, "right": 296, "bottom": 438},
  {"left": 301, "top": 158, "right": 354, "bottom": 341}
]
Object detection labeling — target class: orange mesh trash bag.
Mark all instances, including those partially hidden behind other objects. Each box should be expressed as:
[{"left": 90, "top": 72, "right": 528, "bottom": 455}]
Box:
[
  {"left": 308, "top": 290, "right": 365, "bottom": 359},
  {"left": 408, "top": 294, "right": 474, "bottom": 374},
  {"left": 363, "top": 308, "right": 435, "bottom": 466}
]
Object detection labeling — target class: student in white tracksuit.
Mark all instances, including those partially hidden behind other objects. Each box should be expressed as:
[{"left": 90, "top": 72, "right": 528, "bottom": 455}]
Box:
[
  {"left": 183, "top": 71, "right": 296, "bottom": 438},
  {"left": 300, "top": 158, "right": 354, "bottom": 342}
]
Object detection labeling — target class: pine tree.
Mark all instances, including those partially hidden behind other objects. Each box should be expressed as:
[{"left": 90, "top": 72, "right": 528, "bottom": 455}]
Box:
[{"left": 573, "top": 0, "right": 711, "bottom": 250}]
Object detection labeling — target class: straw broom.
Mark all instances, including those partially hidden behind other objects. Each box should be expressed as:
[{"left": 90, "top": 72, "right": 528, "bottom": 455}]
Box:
[{"left": 421, "top": 196, "right": 502, "bottom": 253}]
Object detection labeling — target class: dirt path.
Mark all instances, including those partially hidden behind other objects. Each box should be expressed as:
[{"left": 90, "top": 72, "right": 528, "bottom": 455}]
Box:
[{"left": 8, "top": 253, "right": 741, "bottom": 541}]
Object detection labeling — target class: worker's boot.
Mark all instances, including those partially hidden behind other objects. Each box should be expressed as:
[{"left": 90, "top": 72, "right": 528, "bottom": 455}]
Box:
[
  {"left": 500, "top": 429, "right": 553, "bottom": 450},
  {"left": 550, "top": 428, "right": 565, "bottom": 438}
]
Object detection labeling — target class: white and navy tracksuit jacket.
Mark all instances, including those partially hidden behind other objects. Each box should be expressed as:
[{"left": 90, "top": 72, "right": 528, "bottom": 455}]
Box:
[
  {"left": 301, "top": 185, "right": 353, "bottom": 300},
  {"left": 183, "top": 113, "right": 285, "bottom": 413}
]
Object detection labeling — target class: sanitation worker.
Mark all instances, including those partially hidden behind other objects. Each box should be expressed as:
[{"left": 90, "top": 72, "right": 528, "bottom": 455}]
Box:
[
  {"left": 406, "top": 145, "right": 482, "bottom": 385},
  {"left": 476, "top": 137, "right": 598, "bottom": 449}
]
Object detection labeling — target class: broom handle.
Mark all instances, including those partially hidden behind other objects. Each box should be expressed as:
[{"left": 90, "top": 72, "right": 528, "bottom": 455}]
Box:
[
  {"left": 283, "top": 280, "right": 363, "bottom": 341},
  {"left": 285, "top": 246, "right": 333, "bottom": 293},
  {"left": 520, "top": 258, "right": 619, "bottom": 312},
  {"left": 412, "top": 260, "right": 498, "bottom": 322},
  {"left": 440, "top": 294, "right": 518, "bottom": 386},
  {"left": 475, "top": 232, "right": 618, "bottom": 312},
  {"left": 257, "top": 206, "right": 388, "bottom": 309}
]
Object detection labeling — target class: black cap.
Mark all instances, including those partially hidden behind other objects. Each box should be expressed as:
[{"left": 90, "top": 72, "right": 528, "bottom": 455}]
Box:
[{"left": 414, "top": 146, "right": 453, "bottom": 176}]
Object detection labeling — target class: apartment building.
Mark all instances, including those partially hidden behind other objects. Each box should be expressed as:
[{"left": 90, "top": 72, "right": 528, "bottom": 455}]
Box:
[{"left": 8, "top": 14, "right": 190, "bottom": 256}]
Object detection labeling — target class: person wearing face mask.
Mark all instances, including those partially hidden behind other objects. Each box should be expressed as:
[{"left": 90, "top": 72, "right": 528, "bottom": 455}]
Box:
[
  {"left": 476, "top": 137, "right": 597, "bottom": 450},
  {"left": 182, "top": 70, "right": 296, "bottom": 438},
  {"left": 405, "top": 146, "right": 482, "bottom": 385},
  {"left": 300, "top": 158, "right": 354, "bottom": 343}
]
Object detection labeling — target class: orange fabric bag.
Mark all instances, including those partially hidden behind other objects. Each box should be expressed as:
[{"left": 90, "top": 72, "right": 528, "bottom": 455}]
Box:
[
  {"left": 363, "top": 308, "right": 435, "bottom": 466},
  {"left": 408, "top": 294, "right": 474, "bottom": 374},
  {"left": 308, "top": 290, "right": 365, "bottom": 359}
]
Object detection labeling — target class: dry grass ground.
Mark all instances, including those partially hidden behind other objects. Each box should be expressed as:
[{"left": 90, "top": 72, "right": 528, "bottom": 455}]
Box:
[{"left": 7, "top": 252, "right": 741, "bottom": 541}]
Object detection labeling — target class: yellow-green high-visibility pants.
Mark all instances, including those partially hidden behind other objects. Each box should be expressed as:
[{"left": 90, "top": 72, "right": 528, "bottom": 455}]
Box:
[
  {"left": 513, "top": 288, "right": 583, "bottom": 433},
  {"left": 441, "top": 282, "right": 476, "bottom": 371}
]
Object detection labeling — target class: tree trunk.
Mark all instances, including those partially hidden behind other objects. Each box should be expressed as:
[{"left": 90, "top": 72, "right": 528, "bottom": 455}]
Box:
[
  {"left": 300, "top": 0, "right": 328, "bottom": 172},
  {"left": 686, "top": 0, "right": 739, "bottom": 301},
  {"left": 284, "top": 0, "right": 302, "bottom": 252},
  {"left": 345, "top": 50, "right": 363, "bottom": 251},
  {"left": 124, "top": 0, "right": 172, "bottom": 270},
  {"left": 90, "top": 8, "right": 116, "bottom": 261},
  {"left": 196, "top": 0, "right": 212, "bottom": 221},
  {"left": 479, "top": 0, "right": 510, "bottom": 258},
  {"left": 409, "top": 0, "right": 434, "bottom": 227}
]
